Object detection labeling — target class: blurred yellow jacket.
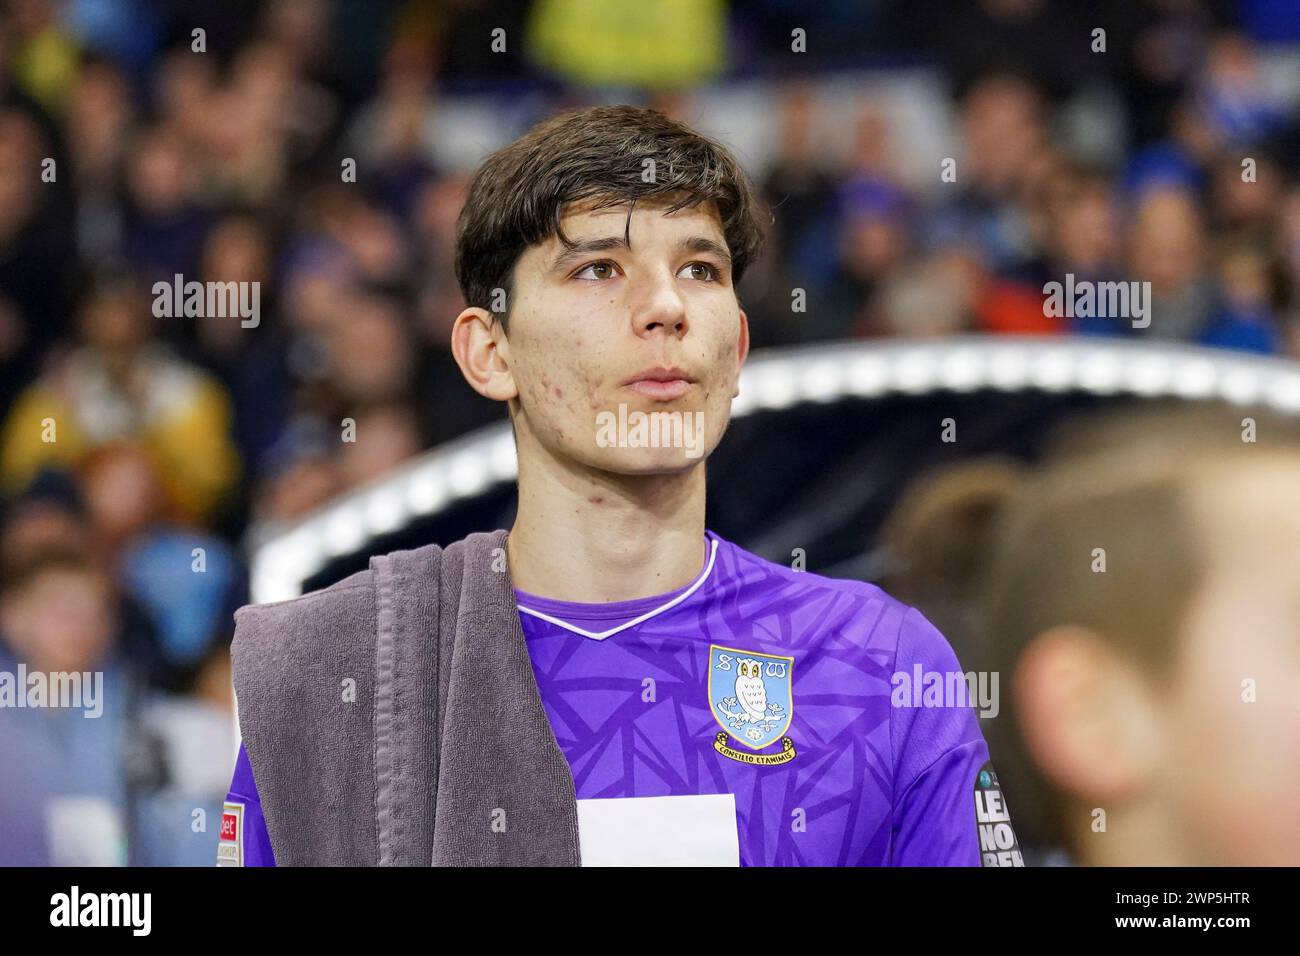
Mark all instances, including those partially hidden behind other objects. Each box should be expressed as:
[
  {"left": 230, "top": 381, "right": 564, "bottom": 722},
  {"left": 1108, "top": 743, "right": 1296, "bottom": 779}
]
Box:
[
  {"left": 526, "top": 0, "right": 727, "bottom": 90},
  {"left": 1, "top": 345, "right": 241, "bottom": 525}
]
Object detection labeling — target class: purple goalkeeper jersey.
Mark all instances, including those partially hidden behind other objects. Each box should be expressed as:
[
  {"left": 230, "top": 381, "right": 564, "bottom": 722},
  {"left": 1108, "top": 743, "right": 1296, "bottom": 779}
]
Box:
[{"left": 221, "top": 529, "right": 1021, "bottom": 867}]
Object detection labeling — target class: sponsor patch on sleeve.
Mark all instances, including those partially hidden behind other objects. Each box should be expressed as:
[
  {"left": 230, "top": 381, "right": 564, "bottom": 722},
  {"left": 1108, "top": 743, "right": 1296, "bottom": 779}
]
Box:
[
  {"left": 217, "top": 801, "right": 244, "bottom": 867},
  {"left": 973, "top": 761, "right": 1024, "bottom": 867}
]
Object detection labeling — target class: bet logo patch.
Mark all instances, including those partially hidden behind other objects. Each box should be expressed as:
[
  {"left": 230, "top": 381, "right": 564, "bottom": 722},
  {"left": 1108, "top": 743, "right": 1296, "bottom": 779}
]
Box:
[
  {"left": 217, "top": 801, "right": 244, "bottom": 867},
  {"left": 973, "top": 761, "right": 1024, "bottom": 867}
]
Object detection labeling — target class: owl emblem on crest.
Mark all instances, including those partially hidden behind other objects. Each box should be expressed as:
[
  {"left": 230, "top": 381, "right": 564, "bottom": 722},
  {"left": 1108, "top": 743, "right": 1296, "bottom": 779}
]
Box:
[{"left": 733, "top": 657, "right": 770, "bottom": 721}]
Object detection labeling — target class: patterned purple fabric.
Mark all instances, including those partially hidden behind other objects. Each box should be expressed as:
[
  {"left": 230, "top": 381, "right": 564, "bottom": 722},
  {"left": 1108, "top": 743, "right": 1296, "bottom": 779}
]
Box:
[{"left": 221, "top": 529, "right": 1017, "bottom": 866}]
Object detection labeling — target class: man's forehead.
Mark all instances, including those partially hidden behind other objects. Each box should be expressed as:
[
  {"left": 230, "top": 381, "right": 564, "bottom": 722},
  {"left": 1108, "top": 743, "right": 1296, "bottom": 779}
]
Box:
[{"left": 554, "top": 194, "right": 724, "bottom": 240}]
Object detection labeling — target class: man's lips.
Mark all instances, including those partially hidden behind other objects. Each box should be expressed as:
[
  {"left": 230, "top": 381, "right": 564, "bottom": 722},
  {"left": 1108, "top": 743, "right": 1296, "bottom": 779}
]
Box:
[
  {"left": 625, "top": 378, "right": 692, "bottom": 400},
  {"left": 622, "top": 367, "right": 696, "bottom": 401}
]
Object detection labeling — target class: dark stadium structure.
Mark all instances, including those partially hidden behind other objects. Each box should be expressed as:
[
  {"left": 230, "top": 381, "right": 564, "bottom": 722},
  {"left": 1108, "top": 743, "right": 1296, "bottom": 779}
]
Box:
[{"left": 248, "top": 336, "right": 1300, "bottom": 602}]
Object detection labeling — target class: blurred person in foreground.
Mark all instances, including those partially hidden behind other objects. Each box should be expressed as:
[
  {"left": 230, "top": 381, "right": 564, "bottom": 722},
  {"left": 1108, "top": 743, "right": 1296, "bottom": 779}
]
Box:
[
  {"left": 879, "top": 404, "right": 1300, "bottom": 865},
  {"left": 224, "top": 105, "right": 1018, "bottom": 867}
]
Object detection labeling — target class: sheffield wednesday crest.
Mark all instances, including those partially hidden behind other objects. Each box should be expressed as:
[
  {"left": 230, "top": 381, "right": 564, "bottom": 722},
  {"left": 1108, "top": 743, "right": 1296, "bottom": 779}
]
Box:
[{"left": 708, "top": 644, "right": 797, "bottom": 765}]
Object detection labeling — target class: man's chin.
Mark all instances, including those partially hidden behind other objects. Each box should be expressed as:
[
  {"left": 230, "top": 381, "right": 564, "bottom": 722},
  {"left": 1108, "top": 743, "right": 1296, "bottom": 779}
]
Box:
[{"left": 591, "top": 447, "right": 708, "bottom": 476}]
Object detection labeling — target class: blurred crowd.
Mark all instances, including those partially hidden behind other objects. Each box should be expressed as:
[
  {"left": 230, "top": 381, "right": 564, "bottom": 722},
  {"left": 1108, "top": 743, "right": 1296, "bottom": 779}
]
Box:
[{"left": 1, "top": 0, "right": 1300, "bottom": 864}]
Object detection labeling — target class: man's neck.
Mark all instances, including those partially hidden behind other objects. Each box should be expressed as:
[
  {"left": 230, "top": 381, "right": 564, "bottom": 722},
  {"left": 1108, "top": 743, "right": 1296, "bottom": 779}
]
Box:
[{"left": 506, "top": 451, "right": 708, "bottom": 604}]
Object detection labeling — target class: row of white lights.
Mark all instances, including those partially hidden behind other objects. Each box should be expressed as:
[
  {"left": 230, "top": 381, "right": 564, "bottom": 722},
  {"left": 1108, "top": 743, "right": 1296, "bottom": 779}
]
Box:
[{"left": 250, "top": 336, "right": 1300, "bottom": 602}]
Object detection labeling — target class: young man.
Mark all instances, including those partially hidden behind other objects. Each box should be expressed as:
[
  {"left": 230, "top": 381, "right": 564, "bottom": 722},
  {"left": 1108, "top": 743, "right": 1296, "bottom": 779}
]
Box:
[{"left": 222, "top": 105, "right": 1019, "bottom": 867}]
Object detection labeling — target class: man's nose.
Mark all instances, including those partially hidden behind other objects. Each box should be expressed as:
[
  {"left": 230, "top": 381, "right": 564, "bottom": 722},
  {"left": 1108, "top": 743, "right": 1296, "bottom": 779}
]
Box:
[{"left": 630, "top": 269, "right": 690, "bottom": 338}]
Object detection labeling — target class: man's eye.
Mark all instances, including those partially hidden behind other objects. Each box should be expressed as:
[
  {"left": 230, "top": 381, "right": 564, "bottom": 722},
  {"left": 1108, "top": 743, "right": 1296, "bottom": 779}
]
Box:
[
  {"left": 573, "top": 260, "right": 620, "bottom": 281},
  {"left": 679, "top": 261, "right": 719, "bottom": 281},
  {"left": 571, "top": 260, "right": 720, "bottom": 281}
]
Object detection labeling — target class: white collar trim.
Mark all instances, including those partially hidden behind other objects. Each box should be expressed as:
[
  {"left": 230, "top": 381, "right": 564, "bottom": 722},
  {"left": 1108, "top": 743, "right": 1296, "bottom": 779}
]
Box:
[{"left": 516, "top": 535, "right": 719, "bottom": 641}]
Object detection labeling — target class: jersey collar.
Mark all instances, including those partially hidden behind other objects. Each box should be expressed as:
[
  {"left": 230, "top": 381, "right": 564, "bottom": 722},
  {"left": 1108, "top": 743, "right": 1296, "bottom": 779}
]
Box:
[{"left": 516, "top": 534, "right": 720, "bottom": 641}]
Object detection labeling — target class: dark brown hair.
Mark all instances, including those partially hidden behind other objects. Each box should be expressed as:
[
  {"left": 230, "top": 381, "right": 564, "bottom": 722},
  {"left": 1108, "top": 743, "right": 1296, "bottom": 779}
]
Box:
[{"left": 454, "top": 105, "right": 769, "bottom": 328}]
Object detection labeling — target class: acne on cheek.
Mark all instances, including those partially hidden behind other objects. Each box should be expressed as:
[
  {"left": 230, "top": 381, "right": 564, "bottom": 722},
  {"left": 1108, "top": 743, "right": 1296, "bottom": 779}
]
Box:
[
  {"left": 538, "top": 373, "right": 564, "bottom": 399},
  {"left": 699, "top": 344, "right": 734, "bottom": 402}
]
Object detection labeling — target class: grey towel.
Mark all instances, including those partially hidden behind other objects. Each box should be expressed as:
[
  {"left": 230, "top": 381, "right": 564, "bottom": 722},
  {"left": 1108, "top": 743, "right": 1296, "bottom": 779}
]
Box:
[{"left": 232, "top": 529, "right": 582, "bottom": 866}]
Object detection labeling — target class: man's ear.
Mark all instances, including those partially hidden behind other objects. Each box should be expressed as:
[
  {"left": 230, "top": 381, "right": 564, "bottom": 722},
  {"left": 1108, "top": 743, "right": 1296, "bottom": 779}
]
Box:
[
  {"left": 451, "top": 307, "right": 518, "bottom": 402},
  {"left": 1014, "top": 625, "right": 1165, "bottom": 808},
  {"left": 733, "top": 307, "right": 750, "bottom": 398}
]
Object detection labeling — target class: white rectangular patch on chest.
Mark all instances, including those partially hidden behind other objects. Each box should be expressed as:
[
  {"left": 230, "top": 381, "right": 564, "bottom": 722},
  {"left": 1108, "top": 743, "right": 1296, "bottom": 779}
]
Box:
[{"left": 576, "top": 793, "right": 740, "bottom": 866}]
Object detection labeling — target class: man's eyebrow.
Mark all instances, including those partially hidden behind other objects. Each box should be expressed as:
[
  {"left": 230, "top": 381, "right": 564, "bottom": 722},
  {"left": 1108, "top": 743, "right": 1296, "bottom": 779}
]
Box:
[
  {"left": 550, "top": 236, "right": 631, "bottom": 272},
  {"left": 549, "top": 234, "right": 733, "bottom": 273},
  {"left": 679, "top": 236, "right": 733, "bottom": 267}
]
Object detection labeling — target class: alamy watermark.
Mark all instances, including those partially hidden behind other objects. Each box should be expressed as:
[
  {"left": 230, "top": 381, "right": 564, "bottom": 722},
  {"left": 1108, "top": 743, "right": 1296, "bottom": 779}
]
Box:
[
  {"left": 50, "top": 886, "right": 150, "bottom": 936},
  {"left": 0, "top": 666, "right": 103, "bottom": 718},
  {"left": 595, "top": 404, "right": 706, "bottom": 458},
  {"left": 891, "top": 664, "right": 999, "bottom": 718},
  {"left": 152, "top": 273, "right": 260, "bottom": 327},
  {"left": 1043, "top": 273, "right": 1151, "bottom": 329}
]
